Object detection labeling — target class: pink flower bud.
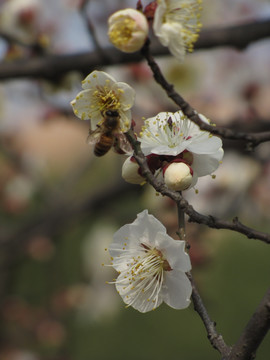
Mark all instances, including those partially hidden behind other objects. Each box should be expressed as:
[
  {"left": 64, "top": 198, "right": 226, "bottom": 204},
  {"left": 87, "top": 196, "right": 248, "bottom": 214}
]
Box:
[
  {"left": 164, "top": 162, "right": 193, "bottom": 191},
  {"left": 108, "top": 9, "right": 149, "bottom": 53}
]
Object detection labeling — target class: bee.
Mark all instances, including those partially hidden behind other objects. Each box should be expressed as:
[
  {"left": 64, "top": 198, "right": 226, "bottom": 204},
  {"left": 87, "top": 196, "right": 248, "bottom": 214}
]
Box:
[{"left": 87, "top": 110, "right": 131, "bottom": 157}]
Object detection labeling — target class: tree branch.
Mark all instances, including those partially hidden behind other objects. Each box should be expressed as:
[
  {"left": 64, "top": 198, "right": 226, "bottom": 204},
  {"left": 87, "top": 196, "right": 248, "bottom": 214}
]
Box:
[
  {"left": 141, "top": 39, "right": 270, "bottom": 147},
  {"left": 125, "top": 129, "right": 270, "bottom": 244},
  {"left": 187, "top": 272, "right": 231, "bottom": 357},
  {"left": 0, "top": 179, "right": 142, "bottom": 247},
  {"left": 0, "top": 19, "right": 269, "bottom": 80},
  {"left": 227, "top": 287, "right": 270, "bottom": 360},
  {"left": 196, "top": 18, "right": 270, "bottom": 50}
]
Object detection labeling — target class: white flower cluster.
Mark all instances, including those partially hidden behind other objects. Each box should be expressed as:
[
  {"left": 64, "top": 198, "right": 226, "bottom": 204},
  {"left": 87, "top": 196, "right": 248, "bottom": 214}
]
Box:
[
  {"left": 122, "top": 111, "right": 224, "bottom": 191},
  {"left": 107, "top": 0, "right": 203, "bottom": 62},
  {"left": 70, "top": 72, "right": 195, "bottom": 313}
]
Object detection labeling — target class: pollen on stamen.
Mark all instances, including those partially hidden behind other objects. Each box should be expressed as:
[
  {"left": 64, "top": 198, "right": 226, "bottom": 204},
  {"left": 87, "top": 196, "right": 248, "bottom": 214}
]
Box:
[{"left": 212, "top": 174, "right": 216, "bottom": 179}]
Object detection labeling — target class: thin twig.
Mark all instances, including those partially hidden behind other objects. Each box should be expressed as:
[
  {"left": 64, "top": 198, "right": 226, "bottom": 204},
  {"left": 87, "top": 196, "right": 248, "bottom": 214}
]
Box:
[
  {"left": 141, "top": 39, "right": 270, "bottom": 147},
  {"left": 125, "top": 129, "right": 270, "bottom": 244},
  {"left": 165, "top": 159, "right": 230, "bottom": 356},
  {"left": 176, "top": 195, "right": 186, "bottom": 241},
  {"left": 187, "top": 272, "right": 231, "bottom": 357},
  {"left": 78, "top": 0, "right": 111, "bottom": 63}
]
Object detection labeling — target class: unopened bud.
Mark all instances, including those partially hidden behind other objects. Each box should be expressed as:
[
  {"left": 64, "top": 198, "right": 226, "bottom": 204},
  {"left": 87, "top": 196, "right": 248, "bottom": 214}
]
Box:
[
  {"left": 108, "top": 8, "right": 149, "bottom": 53},
  {"left": 163, "top": 162, "right": 193, "bottom": 191},
  {"left": 122, "top": 156, "right": 144, "bottom": 184}
]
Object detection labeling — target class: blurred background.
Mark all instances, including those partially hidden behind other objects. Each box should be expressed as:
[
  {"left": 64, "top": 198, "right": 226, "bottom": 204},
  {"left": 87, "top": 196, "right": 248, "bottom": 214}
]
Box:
[{"left": 0, "top": 0, "right": 270, "bottom": 359}]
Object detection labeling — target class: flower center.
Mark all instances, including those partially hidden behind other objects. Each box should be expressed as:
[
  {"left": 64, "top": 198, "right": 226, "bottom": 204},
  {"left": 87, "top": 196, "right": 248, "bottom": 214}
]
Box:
[
  {"left": 94, "top": 86, "right": 121, "bottom": 112},
  {"left": 109, "top": 17, "right": 136, "bottom": 46},
  {"left": 141, "top": 114, "right": 192, "bottom": 149},
  {"left": 111, "top": 244, "right": 172, "bottom": 309}
]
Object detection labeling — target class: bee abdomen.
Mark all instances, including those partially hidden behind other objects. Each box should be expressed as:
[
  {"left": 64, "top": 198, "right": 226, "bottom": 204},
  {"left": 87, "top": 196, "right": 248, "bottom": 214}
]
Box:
[{"left": 94, "top": 135, "right": 114, "bottom": 157}]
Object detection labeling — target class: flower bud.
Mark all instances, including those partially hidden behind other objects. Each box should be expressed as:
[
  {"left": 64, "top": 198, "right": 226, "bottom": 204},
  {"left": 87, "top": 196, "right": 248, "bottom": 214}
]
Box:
[
  {"left": 163, "top": 162, "right": 193, "bottom": 191},
  {"left": 108, "top": 9, "right": 149, "bottom": 53},
  {"left": 122, "top": 156, "right": 145, "bottom": 184}
]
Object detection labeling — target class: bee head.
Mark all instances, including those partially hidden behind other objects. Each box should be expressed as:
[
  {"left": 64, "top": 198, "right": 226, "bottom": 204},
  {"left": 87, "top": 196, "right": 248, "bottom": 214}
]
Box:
[{"left": 104, "top": 110, "right": 119, "bottom": 117}]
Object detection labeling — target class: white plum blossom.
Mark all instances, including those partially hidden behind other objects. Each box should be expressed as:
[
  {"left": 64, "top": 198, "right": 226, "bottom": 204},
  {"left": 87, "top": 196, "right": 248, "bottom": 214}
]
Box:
[
  {"left": 137, "top": 111, "right": 224, "bottom": 189},
  {"left": 70, "top": 70, "right": 135, "bottom": 132},
  {"left": 108, "top": 9, "right": 149, "bottom": 53},
  {"left": 108, "top": 210, "right": 192, "bottom": 313},
  {"left": 153, "top": 0, "right": 202, "bottom": 62}
]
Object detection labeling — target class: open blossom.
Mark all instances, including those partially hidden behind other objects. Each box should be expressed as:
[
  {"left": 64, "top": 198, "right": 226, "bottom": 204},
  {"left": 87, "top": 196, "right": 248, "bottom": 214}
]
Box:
[
  {"left": 108, "top": 210, "right": 192, "bottom": 313},
  {"left": 108, "top": 9, "right": 149, "bottom": 53},
  {"left": 70, "top": 70, "right": 135, "bottom": 132},
  {"left": 122, "top": 111, "right": 223, "bottom": 190},
  {"left": 153, "top": 0, "right": 202, "bottom": 62}
]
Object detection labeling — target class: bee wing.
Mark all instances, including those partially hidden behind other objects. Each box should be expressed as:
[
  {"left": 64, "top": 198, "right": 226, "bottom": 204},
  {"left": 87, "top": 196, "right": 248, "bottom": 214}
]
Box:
[
  {"left": 86, "top": 127, "right": 102, "bottom": 145},
  {"left": 113, "top": 133, "right": 133, "bottom": 155}
]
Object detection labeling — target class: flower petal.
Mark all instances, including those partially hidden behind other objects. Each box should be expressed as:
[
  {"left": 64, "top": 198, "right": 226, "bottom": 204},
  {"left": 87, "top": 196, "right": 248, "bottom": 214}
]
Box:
[
  {"left": 162, "top": 270, "right": 192, "bottom": 309},
  {"left": 192, "top": 148, "right": 224, "bottom": 176},
  {"left": 70, "top": 89, "right": 92, "bottom": 120},
  {"left": 109, "top": 210, "right": 166, "bottom": 260},
  {"left": 81, "top": 70, "right": 116, "bottom": 90},
  {"left": 187, "top": 135, "right": 223, "bottom": 154},
  {"left": 155, "top": 233, "right": 191, "bottom": 272},
  {"left": 113, "top": 82, "right": 136, "bottom": 111},
  {"left": 135, "top": 210, "right": 167, "bottom": 245},
  {"left": 161, "top": 23, "right": 185, "bottom": 62},
  {"left": 152, "top": 0, "right": 166, "bottom": 39},
  {"left": 118, "top": 109, "right": 132, "bottom": 131}
]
